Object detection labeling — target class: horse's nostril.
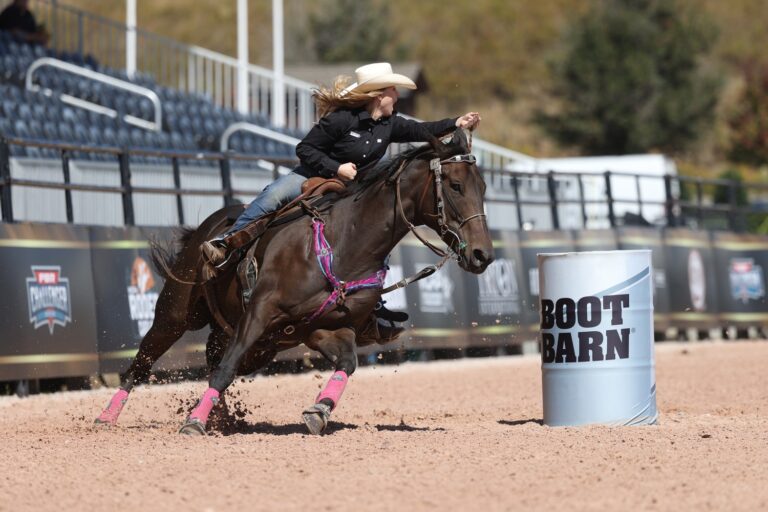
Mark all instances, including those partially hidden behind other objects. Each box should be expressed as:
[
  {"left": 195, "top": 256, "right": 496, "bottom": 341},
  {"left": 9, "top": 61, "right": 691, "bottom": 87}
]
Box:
[{"left": 472, "top": 249, "right": 492, "bottom": 266}]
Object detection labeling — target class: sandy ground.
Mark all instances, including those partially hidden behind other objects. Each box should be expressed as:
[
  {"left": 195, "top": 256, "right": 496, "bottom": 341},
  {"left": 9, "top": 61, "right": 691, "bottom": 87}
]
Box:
[{"left": 0, "top": 341, "right": 766, "bottom": 512}]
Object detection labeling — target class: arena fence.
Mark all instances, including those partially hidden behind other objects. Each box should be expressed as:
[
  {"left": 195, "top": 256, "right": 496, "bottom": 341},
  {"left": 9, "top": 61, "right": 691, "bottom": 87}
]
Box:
[
  {"left": 1, "top": 137, "right": 768, "bottom": 382},
  {"left": 2, "top": 136, "right": 767, "bottom": 232}
]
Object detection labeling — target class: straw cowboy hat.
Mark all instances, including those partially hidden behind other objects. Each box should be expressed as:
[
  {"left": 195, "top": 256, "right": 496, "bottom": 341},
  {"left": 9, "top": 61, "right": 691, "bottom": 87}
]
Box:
[{"left": 341, "top": 62, "right": 417, "bottom": 95}]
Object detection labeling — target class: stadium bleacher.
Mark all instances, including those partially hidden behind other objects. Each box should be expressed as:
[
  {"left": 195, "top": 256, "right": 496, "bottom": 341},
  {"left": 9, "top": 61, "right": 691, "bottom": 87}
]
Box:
[{"left": 0, "top": 29, "right": 300, "bottom": 162}]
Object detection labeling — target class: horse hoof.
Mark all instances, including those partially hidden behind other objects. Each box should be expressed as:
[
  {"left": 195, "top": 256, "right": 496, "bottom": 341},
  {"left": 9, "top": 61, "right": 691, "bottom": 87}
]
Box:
[
  {"left": 302, "top": 403, "right": 331, "bottom": 435},
  {"left": 179, "top": 418, "right": 207, "bottom": 436}
]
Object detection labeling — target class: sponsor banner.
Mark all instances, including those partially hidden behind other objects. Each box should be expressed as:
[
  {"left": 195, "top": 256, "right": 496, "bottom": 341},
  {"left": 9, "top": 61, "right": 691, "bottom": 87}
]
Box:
[
  {"left": 0, "top": 223, "right": 99, "bottom": 380},
  {"left": 397, "top": 231, "right": 470, "bottom": 346},
  {"left": 518, "top": 230, "right": 575, "bottom": 338},
  {"left": 617, "top": 227, "right": 671, "bottom": 330},
  {"left": 662, "top": 228, "right": 719, "bottom": 326},
  {"left": 89, "top": 226, "right": 208, "bottom": 374},
  {"left": 710, "top": 232, "right": 768, "bottom": 325},
  {"left": 462, "top": 230, "right": 526, "bottom": 345}
]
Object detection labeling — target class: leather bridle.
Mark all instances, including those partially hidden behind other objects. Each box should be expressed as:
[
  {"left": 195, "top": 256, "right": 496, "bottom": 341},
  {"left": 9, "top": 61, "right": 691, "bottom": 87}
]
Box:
[{"left": 390, "top": 152, "right": 486, "bottom": 264}]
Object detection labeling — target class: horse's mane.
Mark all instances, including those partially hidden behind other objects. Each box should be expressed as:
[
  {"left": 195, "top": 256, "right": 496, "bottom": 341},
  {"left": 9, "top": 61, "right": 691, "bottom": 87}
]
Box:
[{"left": 340, "top": 130, "right": 470, "bottom": 199}]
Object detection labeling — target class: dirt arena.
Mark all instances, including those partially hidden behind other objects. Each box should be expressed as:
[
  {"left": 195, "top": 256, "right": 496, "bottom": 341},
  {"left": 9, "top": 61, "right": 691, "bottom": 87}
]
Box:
[{"left": 1, "top": 341, "right": 766, "bottom": 512}]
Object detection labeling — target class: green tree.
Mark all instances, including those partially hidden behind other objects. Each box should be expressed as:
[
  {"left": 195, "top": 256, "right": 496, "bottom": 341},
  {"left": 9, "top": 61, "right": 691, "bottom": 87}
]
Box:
[
  {"left": 728, "top": 63, "right": 768, "bottom": 166},
  {"left": 308, "top": 0, "right": 397, "bottom": 63},
  {"left": 537, "top": 0, "right": 722, "bottom": 155},
  {"left": 713, "top": 168, "right": 748, "bottom": 206}
]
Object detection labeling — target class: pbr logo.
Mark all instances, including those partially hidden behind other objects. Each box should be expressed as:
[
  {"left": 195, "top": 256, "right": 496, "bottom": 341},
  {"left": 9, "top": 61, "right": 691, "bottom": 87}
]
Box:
[
  {"left": 417, "top": 263, "right": 455, "bottom": 314},
  {"left": 477, "top": 258, "right": 520, "bottom": 315},
  {"left": 127, "top": 256, "right": 159, "bottom": 337},
  {"left": 26, "top": 266, "right": 72, "bottom": 334},
  {"left": 729, "top": 258, "right": 765, "bottom": 304}
]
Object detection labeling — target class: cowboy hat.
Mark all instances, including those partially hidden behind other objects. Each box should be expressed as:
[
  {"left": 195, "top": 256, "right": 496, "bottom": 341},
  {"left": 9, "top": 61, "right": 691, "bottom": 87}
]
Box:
[{"left": 341, "top": 62, "right": 417, "bottom": 95}]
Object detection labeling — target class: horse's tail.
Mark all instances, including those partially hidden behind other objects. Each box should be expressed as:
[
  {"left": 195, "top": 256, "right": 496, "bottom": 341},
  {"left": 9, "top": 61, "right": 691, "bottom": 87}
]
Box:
[{"left": 149, "top": 228, "right": 202, "bottom": 286}]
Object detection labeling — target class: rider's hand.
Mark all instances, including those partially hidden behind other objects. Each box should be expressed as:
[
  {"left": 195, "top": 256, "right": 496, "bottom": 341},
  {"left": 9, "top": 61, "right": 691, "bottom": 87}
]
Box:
[
  {"left": 456, "top": 112, "right": 481, "bottom": 130},
  {"left": 337, "top": 162, "right": 357, "bottom": 181}
]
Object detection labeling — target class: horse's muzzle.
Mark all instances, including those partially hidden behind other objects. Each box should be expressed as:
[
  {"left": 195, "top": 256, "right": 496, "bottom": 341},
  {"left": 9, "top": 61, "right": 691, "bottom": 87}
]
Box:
[{"left": 467, "top": 248, "right": 494, "bottom": 273}]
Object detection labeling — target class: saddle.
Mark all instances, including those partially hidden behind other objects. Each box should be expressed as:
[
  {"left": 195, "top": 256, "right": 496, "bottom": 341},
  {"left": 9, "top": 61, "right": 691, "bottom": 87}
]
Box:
[
  {"left": 223, "top": 177, "right": 345, "bottom": 252},
  {"left": 201, "top": 177, "right": 347, "bottom": 306}
]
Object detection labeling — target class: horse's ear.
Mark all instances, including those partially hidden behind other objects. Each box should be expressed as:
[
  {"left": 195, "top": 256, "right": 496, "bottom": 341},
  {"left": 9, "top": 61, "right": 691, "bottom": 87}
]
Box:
[
  {"left": 425, "top": 131, "right": 442, "bottom": 154},
  {"left": 451, "top": 128, "right": 469, "bottom": 151}
]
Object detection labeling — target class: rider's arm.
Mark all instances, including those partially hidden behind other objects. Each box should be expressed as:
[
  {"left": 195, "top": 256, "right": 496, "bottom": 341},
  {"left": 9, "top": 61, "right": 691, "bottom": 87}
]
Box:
[
  {"left": 296, "top": 110, "right": 349, "bottom": 178},
  {"left": 389, "top": 115, "right": 458, "bottom": 143}
]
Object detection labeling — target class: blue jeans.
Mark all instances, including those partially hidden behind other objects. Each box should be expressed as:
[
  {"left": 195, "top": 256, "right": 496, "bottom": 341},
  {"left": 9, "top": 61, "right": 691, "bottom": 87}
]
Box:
[{"left": 228, "top": 171, "right": 307, "bottom": 233}]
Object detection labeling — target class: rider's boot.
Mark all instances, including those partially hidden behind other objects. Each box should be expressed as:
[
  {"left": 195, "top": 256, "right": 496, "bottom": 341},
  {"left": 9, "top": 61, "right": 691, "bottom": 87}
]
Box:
[{"left": 374, "top": 301, "right": 409, "bottom": 341}]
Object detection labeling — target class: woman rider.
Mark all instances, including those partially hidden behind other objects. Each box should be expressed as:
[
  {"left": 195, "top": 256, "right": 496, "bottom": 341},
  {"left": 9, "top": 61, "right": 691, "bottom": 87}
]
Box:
[{"left": 201, "top": 62, "right": 481, "bottom": 325}]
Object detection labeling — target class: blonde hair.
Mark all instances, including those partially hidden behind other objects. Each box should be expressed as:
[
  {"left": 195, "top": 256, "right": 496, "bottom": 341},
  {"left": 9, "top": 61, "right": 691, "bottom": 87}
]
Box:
[{"left": 312, "top": 75, "right": 383, "bottom": 118}]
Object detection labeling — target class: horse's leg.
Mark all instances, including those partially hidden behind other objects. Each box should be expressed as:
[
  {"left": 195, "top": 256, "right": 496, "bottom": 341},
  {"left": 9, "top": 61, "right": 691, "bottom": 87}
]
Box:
[
  {"left": 95, "top": 283, "right": 199, "bottom": 426},
  {"left": 179, "top": 302, "right": 280, "bottom": 435},
  {"left": 302, "top": 327, "right": 357, "bottom": 435}
]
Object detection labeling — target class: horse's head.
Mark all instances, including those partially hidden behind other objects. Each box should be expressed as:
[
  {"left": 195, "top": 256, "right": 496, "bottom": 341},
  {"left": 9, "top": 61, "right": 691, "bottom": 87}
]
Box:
[{"left": 417, "top": 129, "right": 494, "bottom": 274}]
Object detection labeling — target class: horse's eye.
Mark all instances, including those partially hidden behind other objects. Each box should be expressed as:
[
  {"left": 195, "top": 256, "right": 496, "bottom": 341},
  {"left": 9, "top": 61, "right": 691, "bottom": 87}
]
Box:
[{"left": 450, "top": 182, "right": 462, "bottom": 193}]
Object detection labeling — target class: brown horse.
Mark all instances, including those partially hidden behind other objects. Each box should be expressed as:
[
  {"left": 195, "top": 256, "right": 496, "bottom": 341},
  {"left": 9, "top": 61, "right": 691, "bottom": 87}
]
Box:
[{"left": 94, "top": 128, "right": 493, "bottom": 435}]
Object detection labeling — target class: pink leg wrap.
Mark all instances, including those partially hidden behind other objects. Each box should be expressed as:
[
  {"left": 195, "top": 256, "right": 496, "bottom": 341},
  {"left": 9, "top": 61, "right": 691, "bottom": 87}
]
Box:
[
  {"left": 315, "top": 371, "right": 348, "bottom": 410},
  {"left": 96, "top": 389, "right": 130, "bottom": 425},
  {"left": 187, "top": 388, "right": 220, "bottom": 424}
]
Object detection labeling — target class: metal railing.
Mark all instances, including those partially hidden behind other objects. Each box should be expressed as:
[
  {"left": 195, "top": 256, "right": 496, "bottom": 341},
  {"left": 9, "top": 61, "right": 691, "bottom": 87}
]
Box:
[
  {"left": 2, "top": 136, "right": 767, "bottom": 233},
  {"left": 220, "top": 123, "right": 301, "bottom": 153},
  {"left": 25, "top": 57, "right": 163, "bottom": 131},
  {"left": 0, "top": 136, "right": 295, "bottom": 225}
]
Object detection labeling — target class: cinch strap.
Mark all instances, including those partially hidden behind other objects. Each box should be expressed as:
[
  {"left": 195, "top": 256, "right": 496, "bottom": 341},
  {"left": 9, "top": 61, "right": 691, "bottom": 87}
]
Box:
[{"left": 307, "top": 219, "right": 386, "bottom": 323}]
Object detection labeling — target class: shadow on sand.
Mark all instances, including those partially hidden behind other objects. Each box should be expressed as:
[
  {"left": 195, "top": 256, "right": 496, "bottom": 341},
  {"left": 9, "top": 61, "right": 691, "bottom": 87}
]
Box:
[
  {"left": 375, "top": 420, "right": 445, "bottom": 432},
  {"left": 214, "top": 419, "right": 359, "bottom": 436},
  {"left": 497, "top": 418, "right": 544, "bottom": 427}
]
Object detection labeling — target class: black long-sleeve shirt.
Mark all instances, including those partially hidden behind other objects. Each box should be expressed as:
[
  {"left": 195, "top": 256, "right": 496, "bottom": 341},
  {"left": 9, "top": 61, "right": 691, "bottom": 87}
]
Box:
[{"left": 295, "top": 108, "right": 458, "bottom": 178}]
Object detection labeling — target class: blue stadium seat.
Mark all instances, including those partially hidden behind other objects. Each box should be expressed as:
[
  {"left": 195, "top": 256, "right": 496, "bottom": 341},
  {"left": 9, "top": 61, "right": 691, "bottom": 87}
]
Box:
[
  {"left": 130, "top": 128, "right": 148, "bottom": 148},
  {"left": 58, "top": 123, "right": 74, "bottom": 141},
  {"left": 116, "top": 128, "right": 131, "bottom": 147},
  {"left": 31, "top": 104, "right": 47, "bottom": 121},
  {"left": 12, "top": 119, "right": 29, "bottom": 137},
  {"left": 9, "top": 144, "right": 26, "bottom": 157},
  {"left": 101, "top": 126, "right": 117, "bottom": 146},
  {"left": 1, "top": 99, "right": 17, "bottom": 118},
  {"left": 87, "top": 126, "right": 102, "bottom": 145},
  {"left": 18, "top": 103, "right": 31, "bottom": 120},
  {"left": 73, "top": 124, "right": 89, "bottom": 143},
  {"left": 28, "top": 119, "right": 43, "bottom": 138},
  {"left": 43, "top": 121, "right": 59, "bottom": 140},
  {"left": 177, "top": 115, "right": 192, "bottom": 132}
]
